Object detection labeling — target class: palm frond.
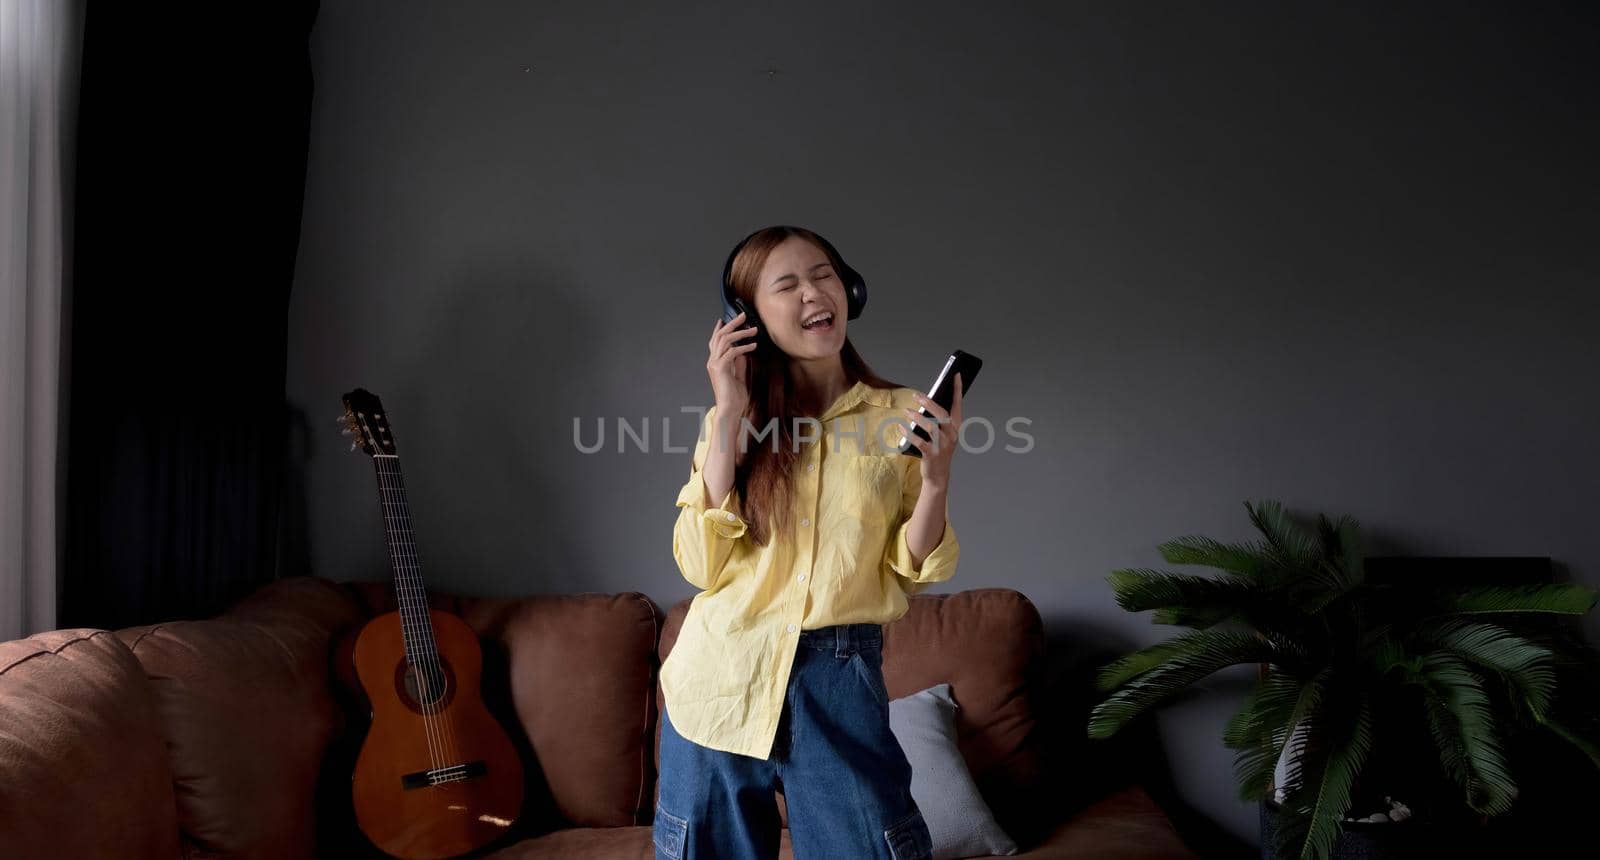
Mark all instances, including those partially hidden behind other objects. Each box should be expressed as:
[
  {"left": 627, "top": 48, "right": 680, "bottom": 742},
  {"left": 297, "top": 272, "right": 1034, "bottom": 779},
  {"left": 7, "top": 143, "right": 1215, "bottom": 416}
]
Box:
[
  {"left": 1268, "top": 668, "right": 1339, "bottom": 798},
  {"left": 1225, "top": 666, "right": 1327, "bottom": 749},
  {"left": 1277, "top": 694, "right": 1374, "bottom": 860},
  {"left": 1431, "top": 584, "right": 1599, "bottom": 617},
  {"left": 1369, "top": 636, "right": 1418, "bottom": 678},
  {"left": 1108, "top": 567, "right": 1252, "bottom": 612},
  {"left": 1089, "top": 631, "right": 1295, "bottom": 739},
  {"left": 1154, "top": 596, "right": 1312, "bottom": 636},
  {"left": 1416, "top": 654, "right": 1518, "bottom": 815},
  {"left": 1281, "top": 515, "right": 1362, "bottom": 614},
  {"left": 1244, "top": 500, "right": 1319, "bottom": 568},
  {"left": 1157, "top": 535, "right": 1270, "bottom": 576},
  {"left": 1097, "top": 501, "right": 1600, "bottom": 850},
  {"left": 1296, "top": 562, "right": 1358, "bottom": 614},
  {"left": 1107, "top": 567, "right": 1269, "bottom": 629},
  {"left": 1244, "top": 501, "right": 1361, "bottom": 613},
  {"left": 1537, "top": 644, "right": 1600, "bottom": 772},
  {"left": 1095, "top": 632, "right": 1204, "bottom": 692},
  {"left": 1417, "top": 620, "right": 1555, "bottom": 721},
  {"left": 1315, "top": 513, "right": 1364, "bottom": 592},
  {"left": 1227, "top": 669, "right": 1328, "bottom": 802},
  {"left": 1224, "top": 669, "right": 1297, "bottom": 750}
]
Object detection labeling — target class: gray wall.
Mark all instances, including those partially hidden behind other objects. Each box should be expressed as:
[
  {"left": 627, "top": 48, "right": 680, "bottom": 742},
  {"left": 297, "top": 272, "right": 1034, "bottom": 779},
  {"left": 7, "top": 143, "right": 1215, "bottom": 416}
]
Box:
[{"left": 286, "top": 1, "right": 1598, "bottom": 848}]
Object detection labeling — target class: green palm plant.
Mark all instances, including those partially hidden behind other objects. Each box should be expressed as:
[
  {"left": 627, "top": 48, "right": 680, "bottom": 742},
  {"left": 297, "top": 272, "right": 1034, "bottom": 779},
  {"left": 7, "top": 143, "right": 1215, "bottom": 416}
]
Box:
[{"left": 1087, "top": 500, "right": 1600, "bottom": 860}]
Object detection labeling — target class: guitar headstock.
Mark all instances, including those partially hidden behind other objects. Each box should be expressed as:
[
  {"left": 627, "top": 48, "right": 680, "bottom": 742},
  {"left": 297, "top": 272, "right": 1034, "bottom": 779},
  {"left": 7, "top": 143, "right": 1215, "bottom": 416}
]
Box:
[{"left": 340, "top": 388, "right": 397, "bottom": 456}]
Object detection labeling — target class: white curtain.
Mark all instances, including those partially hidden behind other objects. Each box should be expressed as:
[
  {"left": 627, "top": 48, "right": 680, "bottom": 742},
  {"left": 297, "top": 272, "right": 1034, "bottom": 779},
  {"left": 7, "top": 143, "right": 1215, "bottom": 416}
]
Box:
[{"left": 1, "top": 0, "right": 84, "bottom": 641}]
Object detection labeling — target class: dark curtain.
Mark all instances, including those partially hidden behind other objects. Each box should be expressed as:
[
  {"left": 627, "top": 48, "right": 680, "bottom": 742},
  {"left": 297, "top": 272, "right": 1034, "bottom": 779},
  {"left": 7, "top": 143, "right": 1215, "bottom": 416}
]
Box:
[{"left": 62, "top": 2, "right": 320, "bottom": 629}]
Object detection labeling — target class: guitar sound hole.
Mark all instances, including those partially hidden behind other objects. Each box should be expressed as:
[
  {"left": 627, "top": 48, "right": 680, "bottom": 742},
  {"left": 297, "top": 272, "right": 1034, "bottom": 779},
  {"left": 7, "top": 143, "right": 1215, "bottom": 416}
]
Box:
[{"left": 394, "top": 658, "right": 458, "bottom": 713}]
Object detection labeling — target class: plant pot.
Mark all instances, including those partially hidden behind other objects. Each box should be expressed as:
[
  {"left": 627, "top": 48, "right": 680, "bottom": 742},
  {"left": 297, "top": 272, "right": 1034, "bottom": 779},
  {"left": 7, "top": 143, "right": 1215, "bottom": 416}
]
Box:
[{"left": 1259, "top": 800, "right": 1436, "bottom": 860}]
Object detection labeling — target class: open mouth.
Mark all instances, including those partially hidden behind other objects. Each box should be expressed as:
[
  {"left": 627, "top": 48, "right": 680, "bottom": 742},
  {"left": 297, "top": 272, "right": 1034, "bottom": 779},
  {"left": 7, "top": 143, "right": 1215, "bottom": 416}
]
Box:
[{"left": 801, "top": 311, "right": 835, "bottom": 333}]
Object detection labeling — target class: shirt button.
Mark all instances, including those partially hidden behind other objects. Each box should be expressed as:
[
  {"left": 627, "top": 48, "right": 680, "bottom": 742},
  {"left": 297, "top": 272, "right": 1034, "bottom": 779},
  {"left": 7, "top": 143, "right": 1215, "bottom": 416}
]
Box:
[
  {"left": 807, "top": 463, "right": 816, "bottom": 472},
  {"left": 787, "top": 623, "right": 797, "bottom": 633},
  {"left": 797, "top": 573, "right": 806, "bottom": 582},
  {"left": 800, "top": 518, "right": 810, "bottom": 527},
  {"left": 723, "top": 511, "right": 736, "bottom": 521}
]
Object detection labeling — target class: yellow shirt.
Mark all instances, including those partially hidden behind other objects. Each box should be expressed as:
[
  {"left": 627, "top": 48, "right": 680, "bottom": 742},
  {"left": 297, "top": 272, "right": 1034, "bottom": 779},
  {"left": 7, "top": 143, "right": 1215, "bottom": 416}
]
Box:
[{"left": 662, "top": 380, "right": 959, "bottom": 760}]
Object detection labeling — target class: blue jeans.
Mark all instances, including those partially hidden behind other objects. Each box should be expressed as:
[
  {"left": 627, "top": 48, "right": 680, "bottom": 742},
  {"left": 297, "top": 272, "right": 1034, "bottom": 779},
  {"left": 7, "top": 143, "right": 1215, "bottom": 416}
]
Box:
[{"left": 654, "top": 622, "right": 934, "bottom": 860}]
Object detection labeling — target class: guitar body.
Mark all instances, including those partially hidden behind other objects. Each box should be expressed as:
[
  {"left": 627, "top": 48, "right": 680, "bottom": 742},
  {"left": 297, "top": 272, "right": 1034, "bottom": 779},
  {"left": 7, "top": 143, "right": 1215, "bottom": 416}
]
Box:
[{"left": 351, "top": 609, "right": 524, "bottom": 859}]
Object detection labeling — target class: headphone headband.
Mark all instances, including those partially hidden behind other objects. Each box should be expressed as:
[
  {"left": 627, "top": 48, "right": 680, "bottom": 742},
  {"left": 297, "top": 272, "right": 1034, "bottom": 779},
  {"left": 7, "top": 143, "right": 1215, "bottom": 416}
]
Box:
[{"left": 719, "top": 226, "right": 867, "bottom": 326}]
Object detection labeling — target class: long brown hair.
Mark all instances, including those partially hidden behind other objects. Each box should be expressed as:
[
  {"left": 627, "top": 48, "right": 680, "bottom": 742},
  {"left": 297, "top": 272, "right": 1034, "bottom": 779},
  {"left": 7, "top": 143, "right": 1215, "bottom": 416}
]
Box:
[{"left": 726, "top": 226, "right": 903, "bottom": 547}]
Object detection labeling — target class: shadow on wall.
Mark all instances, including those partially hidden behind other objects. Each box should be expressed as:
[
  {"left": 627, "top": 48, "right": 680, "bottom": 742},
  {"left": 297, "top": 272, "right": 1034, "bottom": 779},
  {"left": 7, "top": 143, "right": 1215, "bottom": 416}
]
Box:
[
  {"left": 277, "top": 402, "right": 315, "bottom": 580},
  {"left": 1030, "top": 616, "right": 1257, "bottom": 859}
]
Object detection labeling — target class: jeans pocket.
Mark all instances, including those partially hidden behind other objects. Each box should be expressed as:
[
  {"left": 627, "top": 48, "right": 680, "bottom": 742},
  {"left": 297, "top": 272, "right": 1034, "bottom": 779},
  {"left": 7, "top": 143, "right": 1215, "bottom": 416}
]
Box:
[
  {"left": 653, "top": 800, "right": 687, "bottom": 860},
  {"left": 884, "top": 807, "right": 934, "bottom": 860},
  {"left": 849, "top": 649, "right": 889, "bottom": 710}
]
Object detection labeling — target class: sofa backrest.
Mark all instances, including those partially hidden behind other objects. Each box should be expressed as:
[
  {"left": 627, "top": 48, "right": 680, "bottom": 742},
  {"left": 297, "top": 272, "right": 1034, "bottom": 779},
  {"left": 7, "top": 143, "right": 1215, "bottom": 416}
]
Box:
[
  {"left": 1, "top": 578, "right": 1057, "bottom": 855},
  {"left": 0, "top": 629, "right": 181, "bottom": 859},
  {"left": 342, "top": 581, "right": 663, "bottom": 834},
  {"left": 116, "top": 576, "right": 368, "bottom": 860},
  {"left": 654, "top": 587, "right": 1048, "bottom": 829}
]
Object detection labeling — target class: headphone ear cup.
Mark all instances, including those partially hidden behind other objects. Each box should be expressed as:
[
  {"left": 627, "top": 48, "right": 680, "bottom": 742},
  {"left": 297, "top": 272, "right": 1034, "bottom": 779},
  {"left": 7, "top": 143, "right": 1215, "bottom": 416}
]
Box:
[
  {"left": 846, "top": 277, "right": 867, "bottom": 320},
  {"left": 730, "top": 297, "right": 767, "bottom": 345}
]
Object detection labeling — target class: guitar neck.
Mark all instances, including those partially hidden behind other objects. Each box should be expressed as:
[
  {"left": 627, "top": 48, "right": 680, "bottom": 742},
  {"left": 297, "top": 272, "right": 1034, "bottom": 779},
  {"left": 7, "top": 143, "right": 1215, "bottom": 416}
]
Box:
[{"left": 373, "top": 454, "right": 440, "bottom": 665}]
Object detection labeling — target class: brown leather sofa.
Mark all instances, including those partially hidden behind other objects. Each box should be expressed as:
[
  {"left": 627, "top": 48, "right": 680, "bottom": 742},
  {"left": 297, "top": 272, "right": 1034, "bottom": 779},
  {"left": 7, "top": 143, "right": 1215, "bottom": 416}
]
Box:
[{"left": 0, "top": 576, "right": 1197, "bottom": 859}]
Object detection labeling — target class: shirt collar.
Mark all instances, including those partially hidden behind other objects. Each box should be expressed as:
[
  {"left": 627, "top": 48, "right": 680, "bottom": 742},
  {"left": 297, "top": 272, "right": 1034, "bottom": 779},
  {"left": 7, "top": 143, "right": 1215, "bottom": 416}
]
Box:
[{"left": 821, "top": 380, "right": 894, "bottom": 421}]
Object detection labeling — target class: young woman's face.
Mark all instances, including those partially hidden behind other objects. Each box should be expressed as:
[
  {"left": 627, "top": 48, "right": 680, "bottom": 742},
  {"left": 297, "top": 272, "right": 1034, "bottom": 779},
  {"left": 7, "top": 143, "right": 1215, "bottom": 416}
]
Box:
[{"left": 753, "top": 236, "right": 847, "bottom": 361}]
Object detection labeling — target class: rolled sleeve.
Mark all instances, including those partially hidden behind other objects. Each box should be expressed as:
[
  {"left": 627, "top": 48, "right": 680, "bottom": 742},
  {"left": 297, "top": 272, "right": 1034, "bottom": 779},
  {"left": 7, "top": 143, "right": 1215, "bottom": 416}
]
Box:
[
  {"left": 884, "top": 456, "right": 959, "bottom": 595},
  {"left": 676, "top": 467, "right": 748, "bottom": 539},
  {"left": 671, "top": 406, "right": 748, "bottom": 590}
]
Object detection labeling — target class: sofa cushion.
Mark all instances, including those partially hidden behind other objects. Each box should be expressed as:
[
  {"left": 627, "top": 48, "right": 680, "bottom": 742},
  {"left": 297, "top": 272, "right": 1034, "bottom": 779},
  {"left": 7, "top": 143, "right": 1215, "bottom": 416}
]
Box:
[
  {"left": 0, "top": 629, "right": 181, "bottom": 859},
  {"left": 482, "top": 824, "right": 799, "bottom": 859},
  {"left": 476, "top": 788, "right": 1193, "bottom": 859},
  {"left": 228, "top": 573, "right": 370, "bottom": 633},
  {"left": 116, "top": 577, "right": 365, "bottom": 859},
  {"left": 1016, "top": 786, "right": 1196, "bottom": 858},
  {"left": 877, "top": 590, "right": 1045, "bottom": 789},
  {"left": 656, "top": 588, "right": 1046, "bottom": 834},
  {"left": 891, "top": 683, "right": 1018, "bottom": 858},
  {"left": 343, "top": 582, "right": 663, "bottom": 832}
]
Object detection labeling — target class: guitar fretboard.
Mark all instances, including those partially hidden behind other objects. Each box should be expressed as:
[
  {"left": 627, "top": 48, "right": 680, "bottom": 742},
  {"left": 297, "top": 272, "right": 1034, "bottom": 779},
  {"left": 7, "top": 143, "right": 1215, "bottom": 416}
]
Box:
[{"left": 374, "top": 454, "right": 441, "bottom": 667}]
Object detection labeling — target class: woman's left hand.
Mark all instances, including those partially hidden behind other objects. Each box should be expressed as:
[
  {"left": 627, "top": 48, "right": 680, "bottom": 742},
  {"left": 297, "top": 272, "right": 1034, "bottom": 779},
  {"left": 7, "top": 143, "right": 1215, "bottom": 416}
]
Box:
[{"left": 902, "top": 374, "right": 962, "bottom": 492}]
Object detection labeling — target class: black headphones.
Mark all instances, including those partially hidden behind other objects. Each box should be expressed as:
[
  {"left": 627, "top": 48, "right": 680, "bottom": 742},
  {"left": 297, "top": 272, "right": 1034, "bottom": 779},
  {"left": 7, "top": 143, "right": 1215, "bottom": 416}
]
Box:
[{"left": 719, "top": 226, "right": 868, "bottom": 329}]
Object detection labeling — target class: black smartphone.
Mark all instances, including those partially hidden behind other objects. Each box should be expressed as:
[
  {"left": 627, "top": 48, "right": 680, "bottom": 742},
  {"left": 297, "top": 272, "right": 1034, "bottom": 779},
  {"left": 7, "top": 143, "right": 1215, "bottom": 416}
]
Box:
[{"left": 896, "top": 349, "right": 982, "bottom": 457}]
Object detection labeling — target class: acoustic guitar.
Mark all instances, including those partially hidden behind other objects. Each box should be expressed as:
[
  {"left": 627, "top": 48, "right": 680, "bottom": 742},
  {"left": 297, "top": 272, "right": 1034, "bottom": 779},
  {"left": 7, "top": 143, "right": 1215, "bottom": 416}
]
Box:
[{"left": 341, "top": 388, "right": 524, "bottom": 859}]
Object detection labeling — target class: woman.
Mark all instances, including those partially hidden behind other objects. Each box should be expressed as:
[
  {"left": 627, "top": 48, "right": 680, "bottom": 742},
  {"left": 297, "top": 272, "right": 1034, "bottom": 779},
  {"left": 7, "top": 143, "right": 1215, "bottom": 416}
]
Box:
[{"left": 656, "top": 225, "right": 964, "bottom": 860}]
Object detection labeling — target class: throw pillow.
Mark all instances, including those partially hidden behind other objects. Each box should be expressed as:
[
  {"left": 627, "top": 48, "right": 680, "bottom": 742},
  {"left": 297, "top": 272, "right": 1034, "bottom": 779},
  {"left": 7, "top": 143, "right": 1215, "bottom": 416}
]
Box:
[{"left": 889, "top": 683, "right": 1019, "bottom": 859}]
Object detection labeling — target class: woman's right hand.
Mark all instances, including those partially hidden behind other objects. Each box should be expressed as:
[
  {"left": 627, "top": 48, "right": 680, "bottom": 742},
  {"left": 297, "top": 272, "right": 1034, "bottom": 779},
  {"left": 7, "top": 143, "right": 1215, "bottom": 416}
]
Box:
[{"left": 707, "top": 311, "right": 758, "bottom": 416}]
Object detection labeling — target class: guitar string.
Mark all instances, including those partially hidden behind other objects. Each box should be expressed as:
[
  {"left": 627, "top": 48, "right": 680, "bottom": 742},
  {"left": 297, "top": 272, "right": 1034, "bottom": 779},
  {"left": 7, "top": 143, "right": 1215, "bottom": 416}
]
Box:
[
  {"left": 379, "top": 459, "right": 446, "bottom": 773},
  {"left": 387, "top": 457, "right": 465, "bottom": 773},
  {"left": 387, "top": 462, "right": 451, "bottom": 774},
  {"left": 381, "top": 473, "right": 442, "bottom": 775},
  {"left": 382, "top": 457, "right": 466, "bottom": 776}
]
